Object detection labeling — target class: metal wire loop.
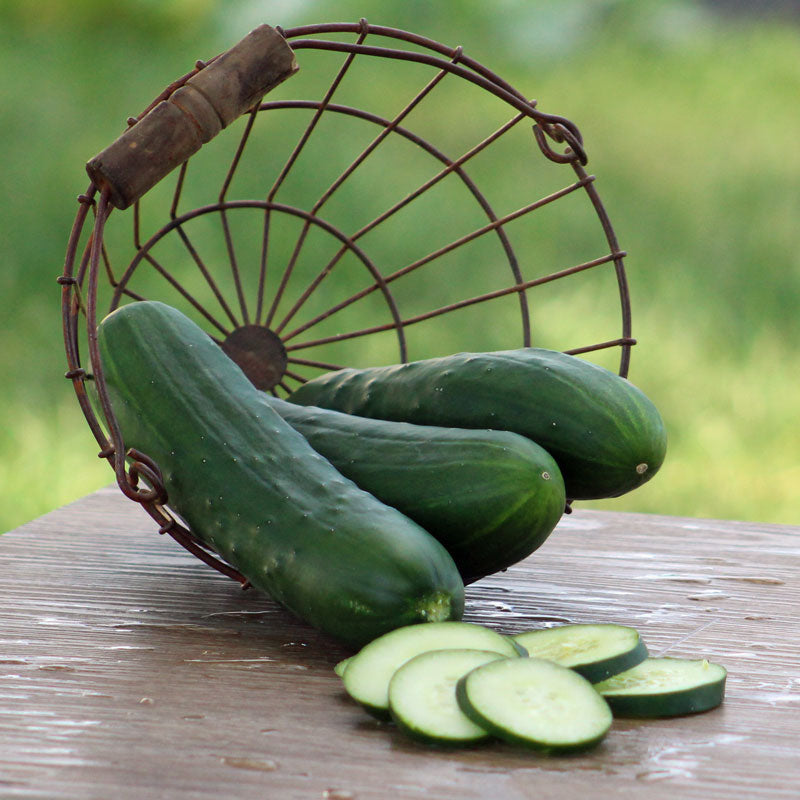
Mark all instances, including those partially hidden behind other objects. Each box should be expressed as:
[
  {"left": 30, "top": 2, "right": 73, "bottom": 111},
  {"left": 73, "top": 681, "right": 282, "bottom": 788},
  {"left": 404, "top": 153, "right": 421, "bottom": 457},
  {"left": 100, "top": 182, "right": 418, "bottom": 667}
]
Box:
[
  {"left": 532, "top": 121, "right": 588, "bottom": 165},
  {"left": 125, "top": 450, "right": 169, "bottom": 505}
]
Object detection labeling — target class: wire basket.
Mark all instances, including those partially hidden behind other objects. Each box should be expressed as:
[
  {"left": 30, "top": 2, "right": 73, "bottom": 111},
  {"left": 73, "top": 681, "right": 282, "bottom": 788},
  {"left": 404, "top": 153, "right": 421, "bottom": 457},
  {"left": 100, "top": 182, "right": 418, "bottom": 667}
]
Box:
[{"left": 59, "top": 21, "right": 634, "bottom": 584}]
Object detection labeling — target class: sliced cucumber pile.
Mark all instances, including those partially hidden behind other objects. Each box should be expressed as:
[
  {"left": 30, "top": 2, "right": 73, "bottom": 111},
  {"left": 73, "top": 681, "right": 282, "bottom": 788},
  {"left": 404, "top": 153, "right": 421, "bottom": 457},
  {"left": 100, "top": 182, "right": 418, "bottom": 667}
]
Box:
[
  {"left": 336, "top": 620, "right": 727, "bottom": 753},
  {"left": 512, "top": 623, "right": 648, "bottom": 683},
  {"left": 594, "top": 657, "right": 727, "bottom": 718}
]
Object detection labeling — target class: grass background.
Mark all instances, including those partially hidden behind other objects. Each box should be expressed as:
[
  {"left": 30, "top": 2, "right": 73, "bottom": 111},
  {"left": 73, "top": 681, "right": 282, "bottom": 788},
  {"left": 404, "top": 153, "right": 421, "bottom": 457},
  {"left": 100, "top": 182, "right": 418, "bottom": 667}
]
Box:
[{"left": 1, "top": 0, "right": 798, "bottom": 533}]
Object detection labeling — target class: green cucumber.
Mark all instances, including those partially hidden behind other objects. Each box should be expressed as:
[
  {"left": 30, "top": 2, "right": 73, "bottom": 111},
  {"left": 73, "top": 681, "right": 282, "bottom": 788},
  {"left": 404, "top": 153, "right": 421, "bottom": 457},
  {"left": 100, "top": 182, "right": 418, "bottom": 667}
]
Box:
[
  {"left": 512, "top": 623, "right": 648, "bottom": 683},
  {"left": 96, "top": 301, "right": 465, "bottom": 648},
  {"left": 594, "top": 657, "right": 727, "bottom": 717},
  {"left": 455, "top": 657, "right": 613, "bottom": 753},
  {"left": 388, "top": 649, "right": 507, "bottom": 746},
  {"left": 266, "top": 397, "right": 566, "bottom": 584},
  {"left": 341, "top": 621, "right": 521, "bottom": 718},
  {"left": 288, "top": 348, "right": 667, "bottom": 500}
]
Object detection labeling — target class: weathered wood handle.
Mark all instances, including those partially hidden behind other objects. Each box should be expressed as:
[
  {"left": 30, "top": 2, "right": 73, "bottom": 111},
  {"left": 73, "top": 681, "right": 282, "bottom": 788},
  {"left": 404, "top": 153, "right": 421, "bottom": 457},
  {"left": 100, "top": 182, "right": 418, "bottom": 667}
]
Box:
[{"left": 86, "top": 24, "right": 298, "bottom": 210}]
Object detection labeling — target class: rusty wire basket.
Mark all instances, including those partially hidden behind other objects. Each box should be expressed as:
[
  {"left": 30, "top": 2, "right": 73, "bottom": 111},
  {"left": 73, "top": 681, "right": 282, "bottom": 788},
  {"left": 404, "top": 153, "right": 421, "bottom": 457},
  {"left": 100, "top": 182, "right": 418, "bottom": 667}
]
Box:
[{"left": 60, "top": 21, "right": 634, "bottom": 585}]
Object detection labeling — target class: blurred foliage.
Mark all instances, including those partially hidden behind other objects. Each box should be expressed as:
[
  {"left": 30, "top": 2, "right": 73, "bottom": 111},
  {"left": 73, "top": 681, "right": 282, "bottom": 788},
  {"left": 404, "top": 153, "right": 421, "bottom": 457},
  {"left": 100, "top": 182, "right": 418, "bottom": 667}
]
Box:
[{"left": 1, "top": 0, "right": 797, "bottom": 533}]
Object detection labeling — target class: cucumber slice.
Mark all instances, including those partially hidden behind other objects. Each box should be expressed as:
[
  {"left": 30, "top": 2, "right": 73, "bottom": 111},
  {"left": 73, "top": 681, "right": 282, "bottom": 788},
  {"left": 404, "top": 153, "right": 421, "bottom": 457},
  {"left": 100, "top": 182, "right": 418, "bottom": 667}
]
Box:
[
  {"left": 388, "top": 649, "right": 508, "bottom": 745},
  {"left": 342, "top": 621, "right": 521, "bottom": 718},
  {"left": 333, "top": 657, "right": 351, "bottom": 678},
  {"left": 512, "top": 623, "right": 647, "bottom": 683},
  {"left": 456, "top": 657, "right": 612, "bottom": 753},
  {"left": 594, "top": 657, "right": 727, "bottom": 717}
]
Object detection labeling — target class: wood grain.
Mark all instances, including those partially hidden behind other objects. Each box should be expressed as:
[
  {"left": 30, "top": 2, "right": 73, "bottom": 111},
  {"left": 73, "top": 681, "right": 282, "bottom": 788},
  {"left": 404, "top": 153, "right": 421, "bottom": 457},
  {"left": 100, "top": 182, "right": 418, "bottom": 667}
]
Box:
[{"left": 1, "top": 488, "right": 798, "bottom": 799}]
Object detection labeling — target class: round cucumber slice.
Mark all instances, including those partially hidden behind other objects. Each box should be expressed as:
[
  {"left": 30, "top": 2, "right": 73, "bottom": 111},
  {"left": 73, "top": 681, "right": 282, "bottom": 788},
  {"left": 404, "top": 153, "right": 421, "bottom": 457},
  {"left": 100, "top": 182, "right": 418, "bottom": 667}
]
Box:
[
  {"left": 456, "top": 657, "right": 613, "bottom": 753},
  {"left": 512, "top": 623, "right": 647, "bottom": 683},
  {"left": 388, "top": 649, "right": 507, "bottom": 745},
  {"left": 342, "top": 621, "right": 521, "bottom": 718},
  {"left": 594, "top": 657, "right": 727, "bottom": 717}
]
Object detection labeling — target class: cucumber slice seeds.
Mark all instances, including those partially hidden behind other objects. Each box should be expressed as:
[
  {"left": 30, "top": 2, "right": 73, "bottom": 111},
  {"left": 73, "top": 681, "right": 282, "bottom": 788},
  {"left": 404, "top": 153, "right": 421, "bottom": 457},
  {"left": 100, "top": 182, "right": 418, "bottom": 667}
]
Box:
[
  {"left": 388, "top": 649, "right": 507, "bottom": 745},
  {"left": 594, "top": 657, "right": 727, "bottom": 717},
  {"left": 512, "top": 623, "right": 648, "bottom": 683}
]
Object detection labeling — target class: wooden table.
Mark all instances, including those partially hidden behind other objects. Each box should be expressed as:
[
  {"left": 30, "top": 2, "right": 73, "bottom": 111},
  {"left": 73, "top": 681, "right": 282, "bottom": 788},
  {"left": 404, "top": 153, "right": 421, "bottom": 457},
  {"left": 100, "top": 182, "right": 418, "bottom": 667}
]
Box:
[{"left": 1, "top": 487, "right": 798, "bottom": 799}]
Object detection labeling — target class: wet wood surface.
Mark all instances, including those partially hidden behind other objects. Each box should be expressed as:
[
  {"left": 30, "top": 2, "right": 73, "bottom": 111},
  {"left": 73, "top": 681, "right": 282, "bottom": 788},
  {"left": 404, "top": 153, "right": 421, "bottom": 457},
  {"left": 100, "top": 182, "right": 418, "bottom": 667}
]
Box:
[{"left": 1, "top": 487, "right": 798, "bottom": 799}]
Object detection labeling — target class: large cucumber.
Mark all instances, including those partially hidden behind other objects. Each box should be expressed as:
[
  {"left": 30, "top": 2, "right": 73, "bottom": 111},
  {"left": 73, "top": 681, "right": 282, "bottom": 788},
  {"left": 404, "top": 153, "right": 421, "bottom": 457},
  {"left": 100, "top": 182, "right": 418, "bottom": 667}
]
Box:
[
  {"left": 266, "top": 397, "right": 566, "bottom": 584},
  {"left": 288, "top": 349, "right": 667, "bottom": 501},
  {"left": 96, "top": 301, "right": 465, "bottom": 648}
]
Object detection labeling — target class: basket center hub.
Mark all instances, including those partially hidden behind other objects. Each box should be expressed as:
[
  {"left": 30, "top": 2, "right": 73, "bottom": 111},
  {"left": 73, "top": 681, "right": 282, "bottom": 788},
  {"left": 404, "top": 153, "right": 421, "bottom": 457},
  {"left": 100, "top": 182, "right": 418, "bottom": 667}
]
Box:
[{"left": 220, "top": 325, "right": 287, "bottom": 391}]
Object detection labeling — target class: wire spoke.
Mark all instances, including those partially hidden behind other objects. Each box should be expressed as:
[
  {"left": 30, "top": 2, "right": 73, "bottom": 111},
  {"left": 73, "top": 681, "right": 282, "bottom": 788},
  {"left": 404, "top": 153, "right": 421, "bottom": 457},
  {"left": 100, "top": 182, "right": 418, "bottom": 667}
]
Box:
[
  {"left": 268, "top": 31, "right": 368, "bottom": 204},
  {"left": 565, "top": 337, "right": 637, "bottom": 357},
  {"left": 273, "top": 108, "right": 527, "bottom": 338},
  {"left": 377, "top": 175, "right": 597, "bottom": 288},
  {"left": 139, "top": 250, "right": 232, "bottom": 336},
  {"left": 158, "top": 159, "right": 242, "bottom": 330},
  {"left": 283, "top": 369, "right": 307, "bottom": 385},
  {"left": 349, "top": 113, "right": 527, "bottom": 243},
  {"left": 100, "top": 240, "right": 118, "bottom": 294},
  {"left": 287, "top": 356, "right": 345, "bottom": 372},
  {"left": 170, "top": 161, "right": 189, "bottom": 219},
  {"left": 272, "top": 60, "right": 457, "bottom": 335},
  {"left": 119, "top": 287, "right": 148, "bottom": 304},
  {"left": 256, "top": 208, "right": 272, "bottom": 325},
  {"left": 128, "top": 160, "right": 242, "bottom": 332},
  {"left": 388, "top": 250, "right": 627, "bottom": 325},
  {"left": 317, "top": 66, "right": 453, "bottom": 208},
  {"left": 285, "top": 320, "right": 396, "bottom": 352},
  {"left": 285, "top": 250, "right": 623, "bottom": 353},
  {"left": 263, "top": 26, "right": 369, "bottom": 328},
  {"left": 217, "top": 110, "right": 261, "bottom": 326},
  {"left": 282, "top": 174, "right": 594, "bottom": 343},
  {"left": 220, "top": 108, "right": 259, "bottom": 202},
  {"left": 219, "top": 207, "right": 250, "bottom": 324},
  {"left": 170, "top": 224, "right": 240, "bottom": 329}
]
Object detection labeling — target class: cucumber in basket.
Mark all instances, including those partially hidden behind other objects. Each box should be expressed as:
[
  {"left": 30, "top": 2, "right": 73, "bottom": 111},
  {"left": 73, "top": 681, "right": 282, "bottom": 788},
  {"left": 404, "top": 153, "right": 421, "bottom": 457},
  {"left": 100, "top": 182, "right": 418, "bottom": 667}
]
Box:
[
  {"left": 266, "top": 397, "right": 566, "bottom": 584},
  {"left": 288, "top": 348, "right": 667, "bottom": 501},
  {"left": 96, "top": 301, "right": 465, "bottom": 648}
]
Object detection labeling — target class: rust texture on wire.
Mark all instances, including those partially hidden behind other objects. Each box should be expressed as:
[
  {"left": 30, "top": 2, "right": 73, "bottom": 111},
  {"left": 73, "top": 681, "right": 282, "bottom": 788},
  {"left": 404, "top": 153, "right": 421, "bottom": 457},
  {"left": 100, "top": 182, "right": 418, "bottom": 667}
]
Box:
[{"left": 60, "top": 19, "right": 634, "bottom": 583}]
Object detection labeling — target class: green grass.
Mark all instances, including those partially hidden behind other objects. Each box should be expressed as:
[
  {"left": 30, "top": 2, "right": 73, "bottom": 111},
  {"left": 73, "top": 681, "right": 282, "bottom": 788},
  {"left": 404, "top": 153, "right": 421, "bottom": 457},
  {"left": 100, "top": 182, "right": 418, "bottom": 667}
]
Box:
[{"left": 1, "top": 1, "right": 798, "bottom": 533}]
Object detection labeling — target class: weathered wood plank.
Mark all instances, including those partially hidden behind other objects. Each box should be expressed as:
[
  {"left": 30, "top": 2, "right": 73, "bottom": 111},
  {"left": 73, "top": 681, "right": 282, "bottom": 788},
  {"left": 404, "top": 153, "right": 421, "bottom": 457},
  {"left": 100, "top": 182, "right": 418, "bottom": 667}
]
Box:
[{"left": 1, "top": 488, "right": 798, "bottom": 799}]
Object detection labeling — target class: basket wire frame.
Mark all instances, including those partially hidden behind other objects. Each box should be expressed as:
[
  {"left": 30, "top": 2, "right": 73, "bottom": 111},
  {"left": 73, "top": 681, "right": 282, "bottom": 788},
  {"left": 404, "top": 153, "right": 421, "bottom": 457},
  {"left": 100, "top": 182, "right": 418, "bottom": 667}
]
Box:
[{"left": 60, "top": 21, "right": 634, "bottom": 585}]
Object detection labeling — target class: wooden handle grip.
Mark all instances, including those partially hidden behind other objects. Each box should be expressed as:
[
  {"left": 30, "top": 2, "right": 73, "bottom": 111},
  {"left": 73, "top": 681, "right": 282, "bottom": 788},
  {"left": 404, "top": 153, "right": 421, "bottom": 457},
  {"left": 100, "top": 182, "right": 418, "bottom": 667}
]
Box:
[{"left": 86, "top": 24, "right": 298, "bottom": 210}]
